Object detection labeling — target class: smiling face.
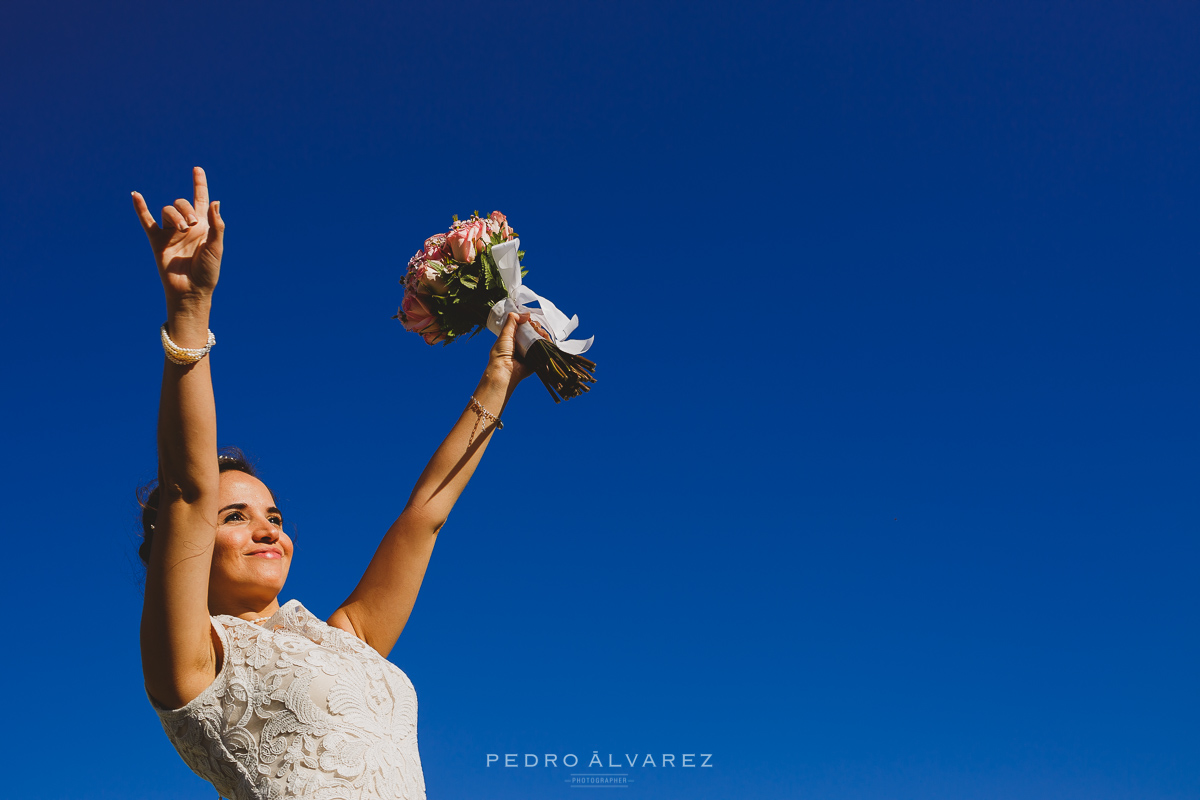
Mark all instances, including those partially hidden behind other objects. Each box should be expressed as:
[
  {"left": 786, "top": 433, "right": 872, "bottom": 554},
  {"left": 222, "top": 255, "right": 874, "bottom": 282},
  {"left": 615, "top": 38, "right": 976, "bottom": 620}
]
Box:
[{"left": 207, "top": 470, "right": 294, "bottom": 616}]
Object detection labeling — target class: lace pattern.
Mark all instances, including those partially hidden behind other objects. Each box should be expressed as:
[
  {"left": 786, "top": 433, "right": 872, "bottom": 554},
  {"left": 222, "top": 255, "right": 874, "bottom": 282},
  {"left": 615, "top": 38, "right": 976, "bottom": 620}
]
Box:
[{"left": 150, "top": 600, "right": 425, "bottom": 800}]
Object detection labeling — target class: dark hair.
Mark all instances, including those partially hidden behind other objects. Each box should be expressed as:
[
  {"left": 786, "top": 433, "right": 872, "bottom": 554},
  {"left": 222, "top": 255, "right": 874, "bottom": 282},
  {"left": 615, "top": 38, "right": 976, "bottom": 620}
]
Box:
[{"left": 136, "top": 446, "right": 274, "bottom": 567}]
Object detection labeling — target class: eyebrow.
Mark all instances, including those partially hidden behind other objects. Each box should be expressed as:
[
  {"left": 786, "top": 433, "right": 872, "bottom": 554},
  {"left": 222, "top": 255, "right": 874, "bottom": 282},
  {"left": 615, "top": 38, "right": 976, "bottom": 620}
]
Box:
[{"left": 218, "top": 503, "right": 284, "bottom": 518}]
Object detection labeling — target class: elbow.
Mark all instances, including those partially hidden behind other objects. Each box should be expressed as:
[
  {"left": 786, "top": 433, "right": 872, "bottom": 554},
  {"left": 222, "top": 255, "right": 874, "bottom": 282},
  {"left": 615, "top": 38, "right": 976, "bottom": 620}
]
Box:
[
  {"left": 404, "top": 503, "right": 447, "bottom": 535},
  {"left": 157, "top": 460, "right": 220, "bottom": 505},
  {"left": 161, "top": 478, "right": 205, "bottom": 505},
  {"left": 159, "top": 469, "right": 220, "bottom": 505}
]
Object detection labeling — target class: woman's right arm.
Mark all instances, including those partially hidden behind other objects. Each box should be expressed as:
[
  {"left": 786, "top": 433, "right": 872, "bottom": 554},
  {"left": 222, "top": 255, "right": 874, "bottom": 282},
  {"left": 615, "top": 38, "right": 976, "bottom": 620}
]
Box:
[{"left": 133, "top": 167, "right": 226, "bottom": 709}]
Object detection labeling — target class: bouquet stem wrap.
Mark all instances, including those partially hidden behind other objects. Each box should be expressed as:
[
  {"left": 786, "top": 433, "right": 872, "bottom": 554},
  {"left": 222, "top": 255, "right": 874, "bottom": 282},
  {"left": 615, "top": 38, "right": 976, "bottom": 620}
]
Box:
[{"left": 485, "top": 240, "right": 596, "bottom": 402}]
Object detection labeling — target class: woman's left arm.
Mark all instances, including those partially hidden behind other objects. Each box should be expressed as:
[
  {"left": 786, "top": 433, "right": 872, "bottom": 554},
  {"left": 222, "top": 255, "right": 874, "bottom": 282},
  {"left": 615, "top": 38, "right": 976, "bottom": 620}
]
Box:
[{"left": 328, "top": 312, "right": 531, "bottom": 656}]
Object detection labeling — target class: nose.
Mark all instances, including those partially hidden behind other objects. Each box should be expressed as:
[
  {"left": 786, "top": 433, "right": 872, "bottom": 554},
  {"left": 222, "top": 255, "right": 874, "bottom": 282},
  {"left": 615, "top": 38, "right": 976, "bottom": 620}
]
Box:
[{"left": 250, "top": 515, "right": 279, "bottom": 542}]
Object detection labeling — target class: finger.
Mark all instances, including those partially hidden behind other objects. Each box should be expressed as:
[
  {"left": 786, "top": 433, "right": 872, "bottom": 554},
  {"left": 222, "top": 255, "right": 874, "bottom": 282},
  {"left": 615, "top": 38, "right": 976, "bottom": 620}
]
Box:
[
  {"left": 131, "top": 192, "right": 158, "bottom": 235},
  {"left": 192, "top": 166, "right": 210, "bottom": 214},
  {"left": 162, "top": 205, "right": 188, "bottom": 231},
  {"left": 206, "top": 200, "right": 224, "bottom": 248},
  {"left": 173, "top": 198, "right": 199, "bottom": 226}
]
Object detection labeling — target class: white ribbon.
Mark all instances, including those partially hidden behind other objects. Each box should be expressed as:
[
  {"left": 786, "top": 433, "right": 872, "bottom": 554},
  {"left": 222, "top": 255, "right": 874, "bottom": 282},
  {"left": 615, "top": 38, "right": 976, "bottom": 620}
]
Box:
[{"left": 486, "top": 239, "right": 594, "bottom": 356}]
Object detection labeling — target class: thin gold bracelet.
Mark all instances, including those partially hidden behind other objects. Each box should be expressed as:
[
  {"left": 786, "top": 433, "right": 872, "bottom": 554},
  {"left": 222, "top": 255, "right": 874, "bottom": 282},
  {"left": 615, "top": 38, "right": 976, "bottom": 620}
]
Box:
[{"left": 467, "top": 395, "right": 503, "bottom": 447}]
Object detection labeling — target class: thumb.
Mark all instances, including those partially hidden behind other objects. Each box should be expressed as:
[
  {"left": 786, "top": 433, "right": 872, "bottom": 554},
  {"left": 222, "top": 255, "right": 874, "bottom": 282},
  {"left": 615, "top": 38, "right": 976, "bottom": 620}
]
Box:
[{"left": 496, "top": 312, "right": 518, "bottom": 353}]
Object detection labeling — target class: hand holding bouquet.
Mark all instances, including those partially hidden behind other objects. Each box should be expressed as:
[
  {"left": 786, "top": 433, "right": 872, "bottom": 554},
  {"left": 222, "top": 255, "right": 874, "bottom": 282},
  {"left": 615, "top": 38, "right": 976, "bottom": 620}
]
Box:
[{"left": 394, "top": 212, "right": 596, "bottom": 402}]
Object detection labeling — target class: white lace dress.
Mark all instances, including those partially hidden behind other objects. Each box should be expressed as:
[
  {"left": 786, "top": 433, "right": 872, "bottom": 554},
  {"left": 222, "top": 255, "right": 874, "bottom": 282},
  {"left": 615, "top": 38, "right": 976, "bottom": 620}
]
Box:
[{"left": 149, "top": 599, "right": 426, "bottom": 800}]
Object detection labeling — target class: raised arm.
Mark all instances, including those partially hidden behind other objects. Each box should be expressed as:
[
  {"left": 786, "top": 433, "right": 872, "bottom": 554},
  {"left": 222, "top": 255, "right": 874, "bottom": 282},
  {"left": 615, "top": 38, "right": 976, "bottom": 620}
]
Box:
[
  {"left": 328, "top": 314, "right": 532, "bottom": 656},
  {"left": 134, "top": 168, "right": 228, "bottom": 709}
]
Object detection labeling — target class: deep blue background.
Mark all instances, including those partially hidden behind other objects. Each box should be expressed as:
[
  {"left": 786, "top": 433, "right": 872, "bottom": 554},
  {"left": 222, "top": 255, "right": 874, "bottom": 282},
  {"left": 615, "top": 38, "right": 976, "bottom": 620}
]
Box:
[{"left": 1, "top": 2, "right": 1196, "bottom": 798}]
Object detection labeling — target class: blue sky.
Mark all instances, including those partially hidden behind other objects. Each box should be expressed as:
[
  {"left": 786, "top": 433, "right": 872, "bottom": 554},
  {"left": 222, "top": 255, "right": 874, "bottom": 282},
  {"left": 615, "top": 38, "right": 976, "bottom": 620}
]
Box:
[{"left": 1, "top": 2, "right": 1196, "bottom": 798}]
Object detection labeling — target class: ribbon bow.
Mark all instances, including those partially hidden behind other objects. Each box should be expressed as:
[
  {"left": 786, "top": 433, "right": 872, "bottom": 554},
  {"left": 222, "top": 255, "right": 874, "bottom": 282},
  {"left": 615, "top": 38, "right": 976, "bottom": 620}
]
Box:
[{"left": 486, "top": 239, "right": 594, "bottom": 355}]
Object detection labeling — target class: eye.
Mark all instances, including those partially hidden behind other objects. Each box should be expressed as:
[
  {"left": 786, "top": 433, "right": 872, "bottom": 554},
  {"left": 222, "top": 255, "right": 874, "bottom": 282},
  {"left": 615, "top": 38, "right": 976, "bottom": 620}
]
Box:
[
  {"left": 269, "top": 515, "right": 283, "bottom": 526},
  {"left": 222, "top": 511, "right": 245, "bottom": 524}
]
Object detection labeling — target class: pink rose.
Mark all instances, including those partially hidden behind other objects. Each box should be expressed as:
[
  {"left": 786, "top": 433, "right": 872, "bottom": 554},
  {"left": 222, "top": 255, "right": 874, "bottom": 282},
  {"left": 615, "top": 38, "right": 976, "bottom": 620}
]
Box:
[
  {"left": 414, "top": 261, "right": 449, "bottom": 295},
  {"left": 400, "top": 291, "right": 436, "bottom": 332},
  {"left": 446, "top": 217, "right": 488, "bottom": 263},
  {"left": 489, "top": 210, "right": 513, "bottom": 239},
  {"left": 400, "top": 291, "right": 448, "bottom": 344}
]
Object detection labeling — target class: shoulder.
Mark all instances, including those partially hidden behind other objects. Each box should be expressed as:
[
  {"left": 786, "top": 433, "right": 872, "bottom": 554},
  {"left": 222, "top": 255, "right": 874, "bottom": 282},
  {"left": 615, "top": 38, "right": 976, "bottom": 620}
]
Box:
[
  {"left": 268, "top": 598, "right": 363, "bottom": 643},
  {"left": 268, "top": 599, "right": 358, "bottom": 644},
  {"left": 325, "top": 606, "right": 362, "bottom": 640}
]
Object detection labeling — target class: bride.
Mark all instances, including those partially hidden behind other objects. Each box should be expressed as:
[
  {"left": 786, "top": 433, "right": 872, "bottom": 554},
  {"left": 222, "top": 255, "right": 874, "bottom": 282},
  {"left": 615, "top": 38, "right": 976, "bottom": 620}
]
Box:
[{"left": 133, "top": 167, "right": 530, "bottom": 799}]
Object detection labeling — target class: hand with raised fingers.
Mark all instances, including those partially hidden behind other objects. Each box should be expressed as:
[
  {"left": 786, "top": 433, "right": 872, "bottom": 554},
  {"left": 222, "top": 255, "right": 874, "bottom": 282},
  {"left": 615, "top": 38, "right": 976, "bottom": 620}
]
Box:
[{"left": 132, "top": 167, "right": 225, "bottom": 310}]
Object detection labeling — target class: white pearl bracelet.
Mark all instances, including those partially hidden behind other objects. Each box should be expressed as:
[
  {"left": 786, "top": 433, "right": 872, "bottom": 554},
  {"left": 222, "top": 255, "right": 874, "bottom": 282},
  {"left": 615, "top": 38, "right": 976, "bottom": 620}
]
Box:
[{"left": 161, "top": 322, "right": 216, "bottom": 365}]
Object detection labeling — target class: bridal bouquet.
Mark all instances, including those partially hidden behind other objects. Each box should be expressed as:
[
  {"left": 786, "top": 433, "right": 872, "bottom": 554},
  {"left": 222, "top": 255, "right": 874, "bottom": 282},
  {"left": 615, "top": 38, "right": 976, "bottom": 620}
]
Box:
[{"left": 394, "top": 211, "right": 596, "bottom": 402}]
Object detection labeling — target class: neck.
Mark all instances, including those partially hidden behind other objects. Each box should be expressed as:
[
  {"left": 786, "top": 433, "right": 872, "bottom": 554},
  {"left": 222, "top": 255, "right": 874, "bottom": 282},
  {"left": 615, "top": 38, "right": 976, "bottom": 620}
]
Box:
[{"left": 210, "top": 597, "right": 282, "bottom": 622}]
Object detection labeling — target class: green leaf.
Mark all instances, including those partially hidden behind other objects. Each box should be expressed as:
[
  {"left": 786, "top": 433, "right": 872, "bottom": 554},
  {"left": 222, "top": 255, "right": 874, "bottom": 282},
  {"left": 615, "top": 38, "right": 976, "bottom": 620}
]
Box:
[
  {"left": 517, "top": 250, "right": 525, "bottom": 260},
  {"left": 481, "top": 251, "right": 494, "bottom": 290},
  {"left": 452, "top": 214, "right": 459, "bottom": 223}
]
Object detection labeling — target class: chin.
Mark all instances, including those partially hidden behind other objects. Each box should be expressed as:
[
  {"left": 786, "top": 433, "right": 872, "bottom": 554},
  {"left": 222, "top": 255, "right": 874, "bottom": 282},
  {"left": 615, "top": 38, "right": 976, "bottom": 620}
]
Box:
[{"left": 245, "top": 564, "right": 290, "bottom": 591}]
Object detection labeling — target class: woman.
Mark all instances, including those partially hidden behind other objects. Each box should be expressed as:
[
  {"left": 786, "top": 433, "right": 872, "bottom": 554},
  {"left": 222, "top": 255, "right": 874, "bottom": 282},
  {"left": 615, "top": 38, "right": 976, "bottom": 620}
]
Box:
[{"left": 133, "top": 167, "right": 529, "bottom": 800}]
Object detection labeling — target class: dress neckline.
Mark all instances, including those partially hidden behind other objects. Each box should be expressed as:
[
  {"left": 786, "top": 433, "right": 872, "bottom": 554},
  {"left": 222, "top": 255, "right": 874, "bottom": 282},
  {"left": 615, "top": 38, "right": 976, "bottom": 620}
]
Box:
[{"left": 221, "top": 598, "right": 302, "bottom": 627}]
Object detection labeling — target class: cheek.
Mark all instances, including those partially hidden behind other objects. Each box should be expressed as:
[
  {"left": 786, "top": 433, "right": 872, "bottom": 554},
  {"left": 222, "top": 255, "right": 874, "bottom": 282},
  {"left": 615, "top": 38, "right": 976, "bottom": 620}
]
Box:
[{"left": 213, "top": 529, "right": 246, "bottom": 560}]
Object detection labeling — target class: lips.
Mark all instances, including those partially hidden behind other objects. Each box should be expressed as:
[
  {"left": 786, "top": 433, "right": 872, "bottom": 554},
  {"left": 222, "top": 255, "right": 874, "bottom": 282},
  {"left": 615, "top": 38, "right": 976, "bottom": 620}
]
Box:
[{"left": 247, "top": 548, "right": 283, "bottom": 559}]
